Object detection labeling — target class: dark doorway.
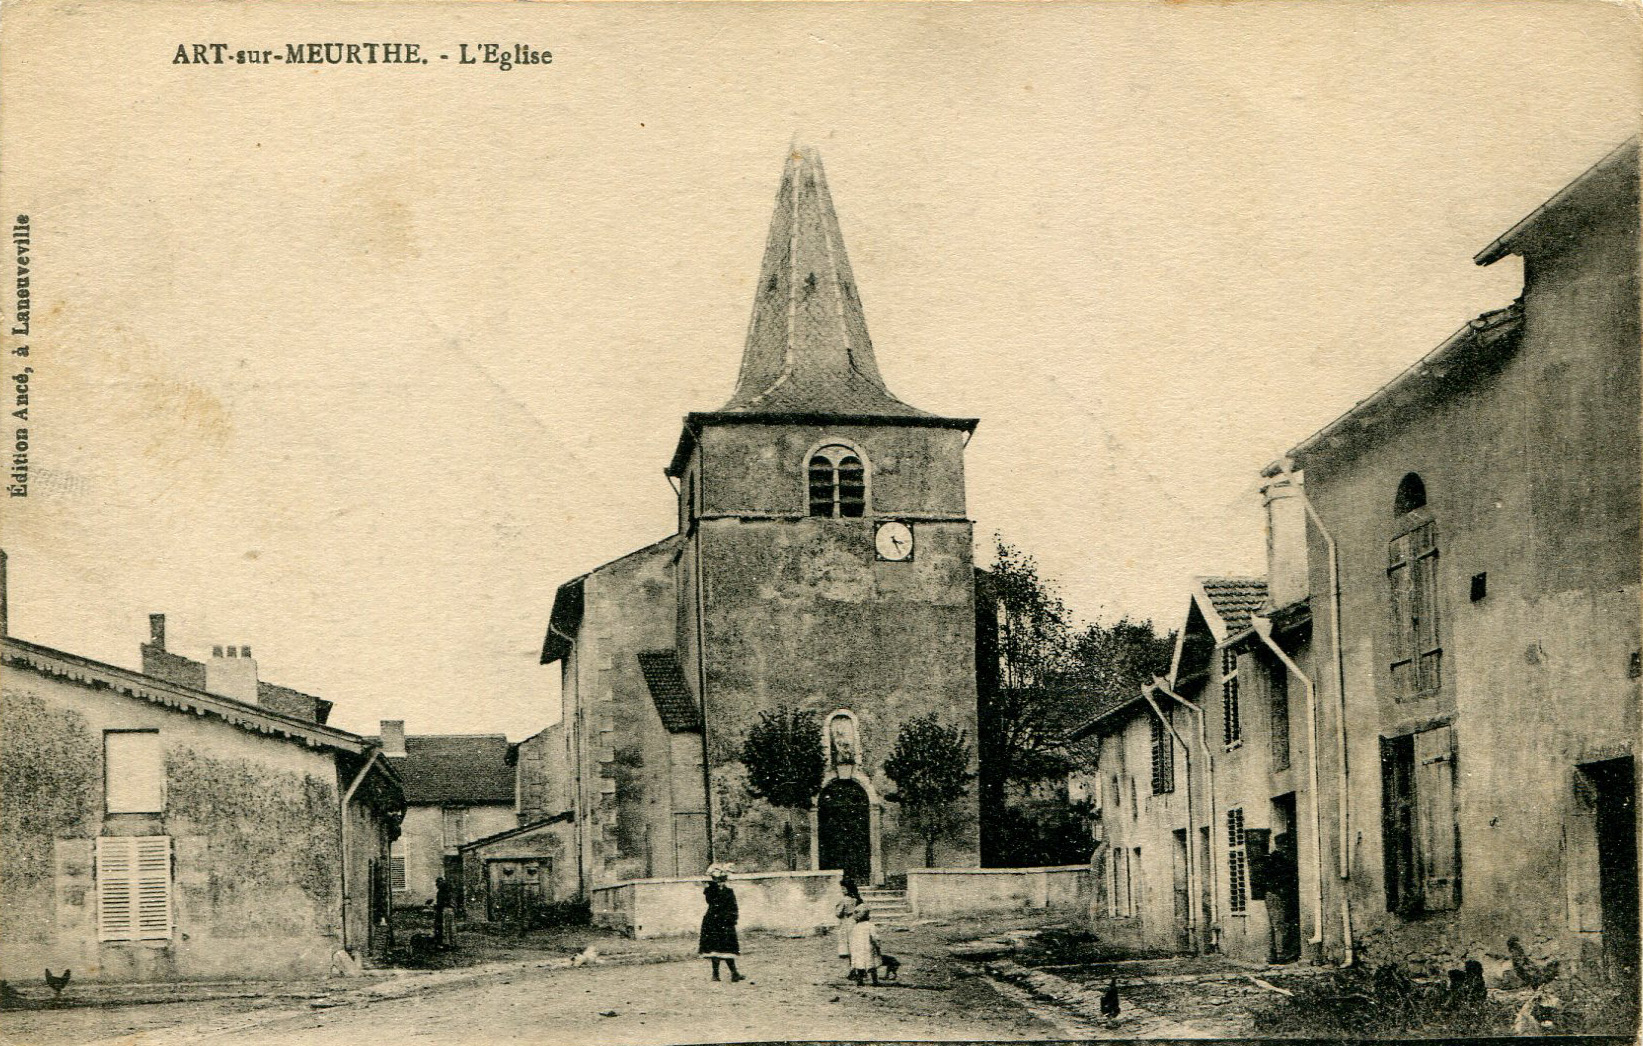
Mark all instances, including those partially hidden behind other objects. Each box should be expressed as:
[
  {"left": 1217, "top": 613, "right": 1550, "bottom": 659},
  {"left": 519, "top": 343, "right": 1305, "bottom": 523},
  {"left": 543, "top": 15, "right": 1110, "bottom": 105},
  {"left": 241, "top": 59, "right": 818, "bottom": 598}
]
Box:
[
  {"left": 817, "top": 778, "right": 871, "bottom": 882},
  {"left": 443, "top": 854, "right": 466, "bottom": 916},
  {"left": 1267, "top": 793, "right": 1302, "bottom": 964},
  {"left": 1586, "top": 758, "right": 1638, "bottom": 975}
]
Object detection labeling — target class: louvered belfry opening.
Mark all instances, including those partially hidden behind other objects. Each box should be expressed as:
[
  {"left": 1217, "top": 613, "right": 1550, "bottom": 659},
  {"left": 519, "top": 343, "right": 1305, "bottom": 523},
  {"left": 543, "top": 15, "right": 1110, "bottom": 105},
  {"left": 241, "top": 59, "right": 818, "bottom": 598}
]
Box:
[{"left": 808, "top": 445, "right": 865, "bottom": 518}]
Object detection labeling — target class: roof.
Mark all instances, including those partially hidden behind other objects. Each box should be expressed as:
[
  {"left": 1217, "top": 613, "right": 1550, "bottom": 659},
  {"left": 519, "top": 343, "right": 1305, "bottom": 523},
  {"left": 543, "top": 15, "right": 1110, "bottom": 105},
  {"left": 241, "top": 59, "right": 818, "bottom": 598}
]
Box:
[
  {"left": 540, "top": 536, "right": 682, "bottom": 665},
  {"left": 635, "top": 650, "right": 702, "bottom": 733},
  {"left": 382, "top": 735, "right": 516, "bottom": 806},
  {"left": 458, "top": 810, "right": 575, "bottom": 853},
  {"left": 1196, "top": 577, "right": 1269, "bottom": 638},
  {"left": 1475, "top": 137, "right": 1639, "bottom": 266},
  {"left": 3, "top": 636, "right": 387, "bottom": 760},
  {"left": 723, "top": 146, "right": 931, "bottom": 419},
  {"left": 1285, "top": 301, "right": 1523, "bottom": 468},
  {"left": 665, "top": 147, "right": 977, "bottom": 476}
]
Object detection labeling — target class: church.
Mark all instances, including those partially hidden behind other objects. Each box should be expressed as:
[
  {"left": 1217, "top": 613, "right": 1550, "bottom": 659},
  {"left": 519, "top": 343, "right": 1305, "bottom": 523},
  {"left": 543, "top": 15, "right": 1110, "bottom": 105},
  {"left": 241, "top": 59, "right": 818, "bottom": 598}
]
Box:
[{"left": 539, "top": 146, "right": 982, "bottom": 892}]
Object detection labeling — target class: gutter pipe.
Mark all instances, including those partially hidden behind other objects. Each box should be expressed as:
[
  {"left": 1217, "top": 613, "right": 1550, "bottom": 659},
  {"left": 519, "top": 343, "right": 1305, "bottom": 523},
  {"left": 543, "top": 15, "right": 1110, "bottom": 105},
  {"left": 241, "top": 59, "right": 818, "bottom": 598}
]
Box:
[
  {"left": 548, "top": 616, "right": 587, "bottom": 900},
  {"left": 1151, "top": 675, "right": 1221, "bottom": 947},
  {"left": 1250, "top": 616, "right": 1326, "bottom": 951},
  {"left": 1139, "top": 682, "right": 1202, "bottom": 952},
  {"left": 339, "top": 749, "right": 384, "bottom": 956}
]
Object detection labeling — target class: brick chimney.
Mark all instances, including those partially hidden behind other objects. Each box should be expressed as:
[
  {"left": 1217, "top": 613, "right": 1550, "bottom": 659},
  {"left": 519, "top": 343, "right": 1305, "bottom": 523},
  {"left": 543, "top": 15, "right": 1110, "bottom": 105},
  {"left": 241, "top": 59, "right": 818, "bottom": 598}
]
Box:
[
  {"left": 206, "top": 644, "right": 260, "bottom": 705},
  {"left": 148, "top": 613, "right": 166, "bottom": 650},
  {"left": 380, "top": 720, "right": 407, "bottom": 758}
]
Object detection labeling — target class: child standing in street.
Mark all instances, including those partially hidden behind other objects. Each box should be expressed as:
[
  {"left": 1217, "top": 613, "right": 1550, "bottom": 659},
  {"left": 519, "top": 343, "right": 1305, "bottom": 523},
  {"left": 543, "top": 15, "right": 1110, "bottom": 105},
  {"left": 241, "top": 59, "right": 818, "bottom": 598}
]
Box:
[{"left": 848, "top": 907, "right": 879, "bottom": 986}]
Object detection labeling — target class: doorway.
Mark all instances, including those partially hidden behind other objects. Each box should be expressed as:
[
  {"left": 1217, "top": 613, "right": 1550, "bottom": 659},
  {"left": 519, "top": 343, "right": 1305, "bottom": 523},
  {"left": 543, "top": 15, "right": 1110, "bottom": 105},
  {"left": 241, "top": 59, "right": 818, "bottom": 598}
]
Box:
[
  {"left": 1267, "top": 793, "right": 1302, "bottom": 964},
  {"left": 1172, "top": 829, "right": 1192, "bottom": 951},
  {"left": 1583, "top": 757, "right": 1638, "bottom": 974},
  {"left": 817, "top": 778, "right": 871, "bottom": 882}
]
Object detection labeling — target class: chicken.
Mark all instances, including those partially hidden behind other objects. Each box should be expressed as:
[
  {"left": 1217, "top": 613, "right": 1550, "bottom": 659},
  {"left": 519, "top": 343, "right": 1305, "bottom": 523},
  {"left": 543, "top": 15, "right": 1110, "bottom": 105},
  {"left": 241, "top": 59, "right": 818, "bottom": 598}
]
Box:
[
  {"left": 43, "top": 969, "right": 70, "bottom": 999},
  {"left": 1446, "top": 959, "right": 1486, "bottom": 1002},
  {"left": 1099, "top": 978, "right": 1120, "bottom": 1018},
  {"left": 1506, "top": 937, "right": 1560, "bottom": 988}
]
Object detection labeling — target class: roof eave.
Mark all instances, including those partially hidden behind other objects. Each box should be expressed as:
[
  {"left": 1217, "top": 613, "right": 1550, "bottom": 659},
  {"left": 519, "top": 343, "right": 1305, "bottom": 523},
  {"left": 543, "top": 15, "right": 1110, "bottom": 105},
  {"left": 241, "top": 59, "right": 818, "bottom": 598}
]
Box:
[{"left": 667, "top": 411, "right": 978, "bottom": 477}]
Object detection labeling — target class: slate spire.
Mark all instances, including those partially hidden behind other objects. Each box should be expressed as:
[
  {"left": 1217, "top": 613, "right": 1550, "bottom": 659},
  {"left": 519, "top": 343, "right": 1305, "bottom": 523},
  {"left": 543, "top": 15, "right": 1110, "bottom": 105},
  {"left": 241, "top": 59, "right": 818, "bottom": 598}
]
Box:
[{"left": 719, "top": 146, "right": 930, "bottom": 417}]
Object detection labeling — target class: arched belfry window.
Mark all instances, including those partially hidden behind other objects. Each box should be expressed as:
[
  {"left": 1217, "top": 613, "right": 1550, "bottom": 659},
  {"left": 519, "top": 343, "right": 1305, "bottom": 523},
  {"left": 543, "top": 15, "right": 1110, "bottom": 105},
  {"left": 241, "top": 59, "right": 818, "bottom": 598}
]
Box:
[
  {"left": 1394, "top": 472, "right": 1427, "bottom": 517},
  {"left": 808, "top": 445, "right": 866, "bottom": 518}
]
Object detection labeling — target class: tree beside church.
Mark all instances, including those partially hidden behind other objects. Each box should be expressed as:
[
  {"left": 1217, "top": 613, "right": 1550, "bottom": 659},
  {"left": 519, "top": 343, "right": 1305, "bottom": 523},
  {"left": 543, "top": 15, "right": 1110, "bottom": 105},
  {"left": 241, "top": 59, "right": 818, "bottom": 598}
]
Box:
[{"left": 539, "top": 145, "right": 981, "bottom": 891}]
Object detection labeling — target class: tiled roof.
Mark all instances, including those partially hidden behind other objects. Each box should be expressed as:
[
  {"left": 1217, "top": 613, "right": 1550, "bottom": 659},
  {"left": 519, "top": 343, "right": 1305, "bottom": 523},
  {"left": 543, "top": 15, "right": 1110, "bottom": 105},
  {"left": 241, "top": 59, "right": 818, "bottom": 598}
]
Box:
[
  {"left": 718, "top": 146, "right": 932, "bottom": 420},
  {"left": 383, "top": 735, "right": 516, "bottom": 806},
  {"left": 1198, "top": 577, "right": 1269, "bottom": 635},
  {"left": 636, "top": 651, "right": 702, "bottom": 733}
]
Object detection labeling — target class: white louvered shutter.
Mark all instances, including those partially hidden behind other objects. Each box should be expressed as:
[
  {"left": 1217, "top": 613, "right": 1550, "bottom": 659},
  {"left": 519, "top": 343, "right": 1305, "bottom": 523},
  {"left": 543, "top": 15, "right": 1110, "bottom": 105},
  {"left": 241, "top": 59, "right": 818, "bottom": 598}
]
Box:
[{"left": 97, "top": 836, "right": 172, "bottom": 942}]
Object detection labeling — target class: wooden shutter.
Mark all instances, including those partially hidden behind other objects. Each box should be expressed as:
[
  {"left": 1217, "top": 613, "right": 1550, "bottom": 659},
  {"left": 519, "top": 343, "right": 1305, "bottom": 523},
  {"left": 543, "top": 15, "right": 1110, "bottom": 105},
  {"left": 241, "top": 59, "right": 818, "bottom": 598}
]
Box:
[
  {"left": 1245, "top": 828, "right": 1272, "bottom": 901},
  {"left": 1413, "top": 725, "right": 1459, "bottom": 910},
  {"left": 97, "top": 836, "right": 172, "bottom": 941},
  {"left": 1387, "top": 535, "right": 1415, "bottom": 699},
  {"left": 1412, "top": 527, "right": 1442, "bottom": 692}
]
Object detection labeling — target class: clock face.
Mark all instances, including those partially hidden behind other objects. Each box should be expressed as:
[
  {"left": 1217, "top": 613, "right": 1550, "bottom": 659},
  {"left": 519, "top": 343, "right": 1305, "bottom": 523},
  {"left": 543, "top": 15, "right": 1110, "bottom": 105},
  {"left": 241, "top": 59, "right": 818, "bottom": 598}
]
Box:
[{"left": 875, "top": 521, "right": 914, "bottom": 561}]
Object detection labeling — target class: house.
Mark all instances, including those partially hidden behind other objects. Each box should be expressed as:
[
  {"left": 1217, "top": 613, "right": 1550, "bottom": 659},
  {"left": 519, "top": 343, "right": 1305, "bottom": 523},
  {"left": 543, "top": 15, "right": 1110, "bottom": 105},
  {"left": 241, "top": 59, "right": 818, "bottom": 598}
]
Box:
[
  {"left": 1075, "top": 576, "right": 1319, "bottom": 965},
  {"left": 1273, "top": 138, "right": 1640, "bottom": 979},
  {"left": 375, "top": 722, "right": 517, "bottom": 911},
  {"left": 0, "top": 564, "right": 405, "bottom": 982},
  {"left": 1073, "top": 140, "right": 1639, "bottom": 985},
  {"left": 538, "top": 145, "right": 981, "bottom": 894}
]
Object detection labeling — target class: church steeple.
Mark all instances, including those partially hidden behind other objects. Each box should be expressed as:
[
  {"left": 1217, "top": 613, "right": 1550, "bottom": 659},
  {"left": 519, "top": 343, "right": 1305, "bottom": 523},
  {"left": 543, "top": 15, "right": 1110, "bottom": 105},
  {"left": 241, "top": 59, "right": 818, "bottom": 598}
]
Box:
[{"left": 719, "top": 146, "right": 930, "bottom": 418}]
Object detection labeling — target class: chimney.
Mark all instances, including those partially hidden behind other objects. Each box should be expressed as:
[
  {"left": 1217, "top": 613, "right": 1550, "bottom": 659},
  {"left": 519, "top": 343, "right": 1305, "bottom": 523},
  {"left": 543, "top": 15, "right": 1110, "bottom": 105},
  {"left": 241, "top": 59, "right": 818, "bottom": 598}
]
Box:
[
  {"left": 1260, "top": 465, "right": 1311, "bottom": 610},
  {"left": 206, "top": 644, "right": 260, "bottom": 705},
  {"left": 380, "top": 720, "right": 407, "bottom": 758},
  {"left": 148, "top": 613, "right": 166, "bottom": 650}
]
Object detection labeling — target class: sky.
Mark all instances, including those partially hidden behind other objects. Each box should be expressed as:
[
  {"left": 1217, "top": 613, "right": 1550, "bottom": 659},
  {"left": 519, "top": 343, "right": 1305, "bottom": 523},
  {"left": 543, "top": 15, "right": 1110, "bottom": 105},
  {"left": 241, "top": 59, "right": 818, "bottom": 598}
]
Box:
[{"left": 2, "top": 0, "right": 1638, "bottom": 739}]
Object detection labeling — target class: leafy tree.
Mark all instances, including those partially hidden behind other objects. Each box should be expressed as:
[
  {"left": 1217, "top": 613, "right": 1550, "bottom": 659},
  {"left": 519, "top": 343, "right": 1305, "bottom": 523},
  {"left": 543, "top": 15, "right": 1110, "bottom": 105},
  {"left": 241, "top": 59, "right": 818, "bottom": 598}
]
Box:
[
  {"left": 740, "top": 705, "right": 825, "bottom": 870},
  {"left": 883, "top": 714, "right": 973, "bottom": 867},
  {"left": 977, "top": 534, "right": 1176, "bottom": 866}
]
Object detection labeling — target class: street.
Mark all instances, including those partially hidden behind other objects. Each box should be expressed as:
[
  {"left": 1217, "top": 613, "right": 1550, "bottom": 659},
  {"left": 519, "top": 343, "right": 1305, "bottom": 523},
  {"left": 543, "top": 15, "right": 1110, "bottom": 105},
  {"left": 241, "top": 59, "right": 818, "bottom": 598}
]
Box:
[{"left": 1, "top": 924, "right": 1063, "bottom": 1046}]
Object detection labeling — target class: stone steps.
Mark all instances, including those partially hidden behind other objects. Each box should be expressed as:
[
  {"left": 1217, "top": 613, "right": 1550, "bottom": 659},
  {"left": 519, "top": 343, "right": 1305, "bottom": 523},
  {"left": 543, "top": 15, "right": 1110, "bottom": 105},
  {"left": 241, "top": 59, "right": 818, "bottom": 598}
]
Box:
[{"left": 858, "top": 889, "right": 913, "bottom": 923}]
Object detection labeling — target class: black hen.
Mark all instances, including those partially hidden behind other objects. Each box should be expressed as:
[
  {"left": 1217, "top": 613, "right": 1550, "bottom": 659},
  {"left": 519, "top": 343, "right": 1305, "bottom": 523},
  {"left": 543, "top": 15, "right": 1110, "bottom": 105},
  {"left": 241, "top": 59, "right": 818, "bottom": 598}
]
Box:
[
  {"left": 1100, "top": 978, "right": 1120, "bottom": 1018},
  {"left": 1447, "top": 959, "right": 1486, "bottom": 1002},
  {"left": 43, "top": 969, "right": 71, "bottom": 999}
]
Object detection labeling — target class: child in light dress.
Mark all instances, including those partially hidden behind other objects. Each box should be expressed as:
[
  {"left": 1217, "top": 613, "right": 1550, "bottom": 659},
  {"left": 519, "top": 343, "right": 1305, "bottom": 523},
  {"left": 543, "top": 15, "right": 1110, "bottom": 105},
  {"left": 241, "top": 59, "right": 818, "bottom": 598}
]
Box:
[{"left": 847, "top": 907, "right": 880, "bottom": 986}]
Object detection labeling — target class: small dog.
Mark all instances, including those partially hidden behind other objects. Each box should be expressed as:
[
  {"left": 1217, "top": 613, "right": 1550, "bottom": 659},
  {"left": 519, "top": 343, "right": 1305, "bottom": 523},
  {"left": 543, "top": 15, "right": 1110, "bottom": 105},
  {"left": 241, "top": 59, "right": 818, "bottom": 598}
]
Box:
[{"left": 878, "top": 953, "right": 900, "bottom": 982}]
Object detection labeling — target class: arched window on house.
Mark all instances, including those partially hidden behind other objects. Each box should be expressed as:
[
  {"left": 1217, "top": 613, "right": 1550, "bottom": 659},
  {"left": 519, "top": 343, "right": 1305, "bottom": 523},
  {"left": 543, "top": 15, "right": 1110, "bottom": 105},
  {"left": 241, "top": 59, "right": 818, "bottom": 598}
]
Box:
[
  {"left": 807, "top": 445, "right": 866, "bottom": 518},
  {"left": 1388, "top": 473, "right": 1441, "bottom": 699},
  {"left": 1394, "top": 472, "right": 1427, "bottom": 516}
]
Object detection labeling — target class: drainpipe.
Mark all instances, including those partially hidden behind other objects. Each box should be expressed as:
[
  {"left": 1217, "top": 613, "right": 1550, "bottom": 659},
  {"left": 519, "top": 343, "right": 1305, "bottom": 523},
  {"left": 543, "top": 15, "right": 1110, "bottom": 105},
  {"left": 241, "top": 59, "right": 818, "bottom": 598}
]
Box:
[
  {"left": 1289, "top": 468, "right": 1356, "bottom": 967},
  {"left": 1250, "top": 616, "right": 1326, "bottom": 953},
  {"left": 690, "top": 424, "right": 716, "bottom": 867},
  {"left": 339, "top": 749, "right": 384, "bottom": 956},
  {"left": 1139, "top": 683, "right": 1201, "bottom": 953},
  {"left": 548, "top": 616, "right": 586, "bottom": 901},
  {"left": 1151, "top": 676, "right": 1221, "bottom": 947}
]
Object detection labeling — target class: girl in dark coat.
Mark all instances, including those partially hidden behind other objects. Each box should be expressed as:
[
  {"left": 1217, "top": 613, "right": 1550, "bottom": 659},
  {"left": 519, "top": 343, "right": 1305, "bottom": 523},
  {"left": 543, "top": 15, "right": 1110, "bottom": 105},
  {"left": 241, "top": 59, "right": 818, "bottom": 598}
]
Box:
[{"left": 699, "top": 865, "right": 743, "bottom": 982}]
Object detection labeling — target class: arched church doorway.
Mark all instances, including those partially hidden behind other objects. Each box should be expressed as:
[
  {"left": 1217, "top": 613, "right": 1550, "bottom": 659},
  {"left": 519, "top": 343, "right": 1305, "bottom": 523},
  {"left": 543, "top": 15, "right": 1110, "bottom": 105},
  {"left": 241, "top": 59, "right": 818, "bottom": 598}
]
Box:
[{"left": 817, "top": 778, "right": 871, "bottom": 883}]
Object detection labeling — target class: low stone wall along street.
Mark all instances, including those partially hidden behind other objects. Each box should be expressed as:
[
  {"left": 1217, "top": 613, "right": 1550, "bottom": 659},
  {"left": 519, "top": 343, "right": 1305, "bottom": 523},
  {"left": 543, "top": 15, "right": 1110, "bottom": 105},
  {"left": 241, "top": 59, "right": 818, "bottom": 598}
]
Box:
[
  {"left": 906, "top": 866, "right": 1091, "bottom": 919},
  {"left": 592, "top": 870, "right": 841, "bottom": 940}
]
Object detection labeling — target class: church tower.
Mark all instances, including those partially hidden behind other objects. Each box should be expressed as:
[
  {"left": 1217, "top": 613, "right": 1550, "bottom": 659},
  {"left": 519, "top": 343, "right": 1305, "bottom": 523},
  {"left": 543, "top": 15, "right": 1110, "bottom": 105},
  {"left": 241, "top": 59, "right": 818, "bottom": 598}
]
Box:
[{"left": 666, "top": 146, "right": 981, "bottom": 880}]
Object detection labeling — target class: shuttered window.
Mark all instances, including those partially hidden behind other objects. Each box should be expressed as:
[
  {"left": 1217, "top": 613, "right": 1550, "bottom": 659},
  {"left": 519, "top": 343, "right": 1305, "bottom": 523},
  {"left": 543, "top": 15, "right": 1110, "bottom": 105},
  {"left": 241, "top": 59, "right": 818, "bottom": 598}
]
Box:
[
  {"left": 1150, "top": 712, "right": 1175, "bottom": 795},
  {"left": 1388, "top": 522, "right": 1442, "bottom": 699},
  {"left": 1221, "top": 649, "right": 1242, "bottom": 747},
  {"left": 96, "top": 836, "right": 172, "bottom": 942},
  {"left": 1381, "top": 724, "right": 1460, "bottom": 915},
  {"left": 807, "top": 445, "right": 867, "bottom": 518},
  {"left": 1227, "top": 809, "right": 1248, "bottom": 915},
  {"left": 390, "top": 841, "right": 408, "bottom": 891}
]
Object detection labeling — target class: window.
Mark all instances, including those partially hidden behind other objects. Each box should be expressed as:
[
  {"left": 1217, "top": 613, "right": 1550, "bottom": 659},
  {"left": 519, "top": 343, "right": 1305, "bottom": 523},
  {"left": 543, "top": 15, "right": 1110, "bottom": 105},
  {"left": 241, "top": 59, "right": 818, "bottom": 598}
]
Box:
[
  {"left": 1149, "top": 711, "right": 1175, "bottom": 794},
  {"left": 96, "top": 836, "right": 172, "bottom": 941},
  {"left": 1268, "top": 656, "right": 1291, "bottom": 771},
  {"left": 1227, "top": 808, "right": 1248, "bottom": 915},
  {"left": 1388, "top": 521, "right": 1442, "bottom": 698},
  {"left": 105, "top": 731, "right": 164, "bottom": 813},
  {"left": 1221, "top": 649, "right": 1242, "bottom": 747},
  {"left": 1381, "top": 724, "right": 1460, "bottom": 915},
  {"left": 390, "top": 841, "right": 408, "bottom": 891},
  {"left": 807, "top": 445, "right": 866, "bottom": 518},
  {"left": 1394, "top": 472, "right": 1427, "bottom": 516}
]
